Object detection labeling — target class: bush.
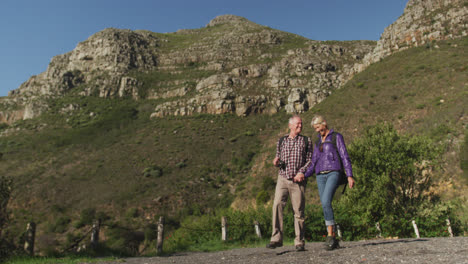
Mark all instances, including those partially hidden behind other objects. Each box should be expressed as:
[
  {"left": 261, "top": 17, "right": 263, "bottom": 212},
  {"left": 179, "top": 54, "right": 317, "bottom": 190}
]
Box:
[
  {"left": 0, "top": 176, "right": 11, "bottom": 231},
  {"left": 261, "top": 176, "right": 276, "bottom": 191},
  {"left": 338, "top": 123, "right": 448, "bottom": 238},
  {"left": 75, "top": 208, "right": 96, "bottom": 228},
  {"left": 49, "top": 216, "right": 71, "bottom": 233},
  {"left": 104, "top": 224, "right": 145, "bottom": 256},
  {"left": 144, "top": 223, "right": 158, "bottom": 241},
  {"left": 256, "top": 191, "right": 269, "bottom": 207},
  {"left": 0, "top": 176, "right": 12, "bottom": 261},
  {"left": 461, "top": 129, "right": 468, "bottom": 181},
  {"left": 142, "top": 165, "right": 163, "bottom": 178},
  {"left": 125, "top": 208, "right": 139, "bottom": 219},
  {"left": 164, "top": 205, "right": 329, "bottom": 253}
]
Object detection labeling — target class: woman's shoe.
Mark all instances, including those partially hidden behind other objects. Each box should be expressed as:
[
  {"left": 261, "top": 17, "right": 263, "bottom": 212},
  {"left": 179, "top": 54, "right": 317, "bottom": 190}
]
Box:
[{"left": 324, "top": 236, "right": 339, "bottom": 250}]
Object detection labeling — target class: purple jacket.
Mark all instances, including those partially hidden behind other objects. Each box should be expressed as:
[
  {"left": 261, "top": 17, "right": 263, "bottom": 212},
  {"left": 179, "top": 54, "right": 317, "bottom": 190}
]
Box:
[{"left": 304, "top": 129, "right": 353, "bottom": 178}]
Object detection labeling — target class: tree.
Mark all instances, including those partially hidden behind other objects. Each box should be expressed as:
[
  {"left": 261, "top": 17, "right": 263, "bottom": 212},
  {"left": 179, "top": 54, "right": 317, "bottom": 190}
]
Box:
[{"left": 339, "top": 123, "right": 443, "bottom": 237}]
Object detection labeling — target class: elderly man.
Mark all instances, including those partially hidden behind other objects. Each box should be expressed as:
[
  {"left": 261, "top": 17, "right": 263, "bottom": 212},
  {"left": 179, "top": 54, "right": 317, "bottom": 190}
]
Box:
[{"left": 267, "top": 115, "right": 312, "bottom": 252}]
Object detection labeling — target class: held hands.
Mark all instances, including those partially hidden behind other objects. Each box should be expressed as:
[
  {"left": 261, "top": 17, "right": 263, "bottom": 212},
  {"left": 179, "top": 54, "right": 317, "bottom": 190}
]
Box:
[
  {"left": 347, "top": 176, "right": 355, "bottom": 189},
  {"left": 293, "top": 173, "right": 305, "bottom": 183},
  {"left": 273, "top": 157, "right": 305, "bottom": 183}
]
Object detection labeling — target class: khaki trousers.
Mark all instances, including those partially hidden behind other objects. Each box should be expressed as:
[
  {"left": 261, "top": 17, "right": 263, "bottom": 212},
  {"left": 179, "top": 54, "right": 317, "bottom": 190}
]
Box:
[{"left": 270, "top": 175, "right": 306, "bottom": 246}]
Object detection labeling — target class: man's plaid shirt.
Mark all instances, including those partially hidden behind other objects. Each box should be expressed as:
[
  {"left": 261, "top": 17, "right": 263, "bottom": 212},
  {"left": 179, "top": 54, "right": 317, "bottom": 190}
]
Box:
[{"left": 276, "top": 134, "right": 313, "bottom": 180}]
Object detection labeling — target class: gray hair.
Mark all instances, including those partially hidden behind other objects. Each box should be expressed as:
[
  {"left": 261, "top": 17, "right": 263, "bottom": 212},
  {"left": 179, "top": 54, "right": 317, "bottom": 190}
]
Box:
[
  {"left": 289, "top": 115, "right": 301, "bottom": 124},
  {"left": 311, "top": 115, "right": 327, "bottom": 126}
]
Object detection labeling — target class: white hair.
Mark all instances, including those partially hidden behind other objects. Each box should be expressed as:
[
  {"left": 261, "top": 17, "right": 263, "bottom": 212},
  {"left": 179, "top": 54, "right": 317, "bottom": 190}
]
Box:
[
  {"left": 289, "top": 115, "right": 301, "bottom": 124},
  {"left": 311, "top": 115, "right": 327, "bottom": 126}
]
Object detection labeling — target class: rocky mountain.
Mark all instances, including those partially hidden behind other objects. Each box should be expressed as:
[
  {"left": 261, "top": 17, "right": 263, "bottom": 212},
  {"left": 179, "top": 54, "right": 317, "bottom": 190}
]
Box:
[
  {"left": 1, "top": 15, "right": 375, "bottom": 123},
  {"left": 356, "top": 0, "right": 467, "bottom": 71},
  {"left": 0, "top": 0, "right": 466, "bottom": 124}
]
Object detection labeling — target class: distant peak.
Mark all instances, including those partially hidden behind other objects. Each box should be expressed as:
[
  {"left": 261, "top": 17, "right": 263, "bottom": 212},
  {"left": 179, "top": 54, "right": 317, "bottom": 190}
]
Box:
[{"left": 206, "top": 15, "right": 251, "bottom": 27}]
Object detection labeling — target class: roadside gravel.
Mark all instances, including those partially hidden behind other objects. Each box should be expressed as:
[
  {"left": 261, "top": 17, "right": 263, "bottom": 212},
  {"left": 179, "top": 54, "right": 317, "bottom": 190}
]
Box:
[{"left": 99, "top": 237, "right": 468, "bottom": 264}]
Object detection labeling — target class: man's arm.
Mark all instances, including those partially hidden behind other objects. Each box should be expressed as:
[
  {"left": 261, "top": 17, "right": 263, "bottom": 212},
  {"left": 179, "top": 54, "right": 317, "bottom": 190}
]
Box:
[{"left": 273, "top": 137, "right": 282, "bottom": 166}]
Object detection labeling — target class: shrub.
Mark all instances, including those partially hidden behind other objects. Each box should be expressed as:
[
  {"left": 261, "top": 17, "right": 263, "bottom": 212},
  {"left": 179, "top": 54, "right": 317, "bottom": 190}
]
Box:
[
  {"left": 261, "top": 176, "right": 276, "bottom": 191},
  {"left": 143, "top": 165, "right": 163, "bottom": 177},
  {"left": 338, "top": 123, "right": 447, "bottom": 238},
  {"left": 175, "top": 162, "right": 187, "bottom": 169},
  {"left": 256, "top": 191, "right": 269, "bottom": 207},
  {"left": 0, "top": 176, "right": 12, "bottom": 261},
  {"left": 75, "top": 208, "right": 96, "bottom": 228},
  {"left": 461, "top": 129, "right": 468, "bottom": 181},
  {"left": 416, "top": 103, "right": 426, "bottom": 109},
  {"left": 125, "top": 208, "right": 139, "bottom": 219},
  {"left": 144, "top": 223, "right": 158, "bottom": 241},
  {"left": 49, "top": 216, "right": 71, "bottom": 233}
]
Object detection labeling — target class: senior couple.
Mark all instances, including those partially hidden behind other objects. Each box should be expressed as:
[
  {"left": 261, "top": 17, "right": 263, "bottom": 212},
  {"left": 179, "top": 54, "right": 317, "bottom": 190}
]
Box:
[{"left": 266, "top": 115, "right": 355, "bottom": 251}]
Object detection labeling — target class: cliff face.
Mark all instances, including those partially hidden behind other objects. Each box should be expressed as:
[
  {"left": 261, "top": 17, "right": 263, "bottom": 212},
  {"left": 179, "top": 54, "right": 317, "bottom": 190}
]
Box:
[
  {"left": 1, "top": 15, "right": 373, "bottom": 122},
  {"left": 9, "top": 29, "right": 158, "bottom": 99},
  {"left": 357, "top": 0, "right": 467, "bottom": 70},
  {"left": 1, "top": 0, "right": 466, "bottom": 123}
]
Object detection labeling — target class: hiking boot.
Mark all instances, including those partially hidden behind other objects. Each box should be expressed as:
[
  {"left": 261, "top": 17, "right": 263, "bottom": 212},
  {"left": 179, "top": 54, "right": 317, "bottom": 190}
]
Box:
[
  {"left": 266, "top": 241, "right": 283, "bottom": 249},
  {"left": 324, "top": 236, "right": 339, "bottom": 250},
  {"left": 295, "top": 244, "right": 305, "bottom": 252}
]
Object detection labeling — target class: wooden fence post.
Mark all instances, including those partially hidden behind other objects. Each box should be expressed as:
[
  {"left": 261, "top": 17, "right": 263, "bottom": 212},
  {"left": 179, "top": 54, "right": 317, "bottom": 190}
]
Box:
[
  {"left": 157, "top": 216, "right": 165, "bottom": 253},
  {"left": 254, "top": 221, "right": 262, "bottom": 239},
  {"left": 24, "top": 222, "right": 36, "bottom": 256},
  {"left": 375, "top": 222, "right": 382, "bottom": 238},
  {"left": 91, "top": 219, "right": 101, "bottom": 248},
  {"left": 412, "top": 220, "right": 420, "bottom": 238},
  {"left": 446, "top": 218, "right": 454, "bottom": 238},
  {"left": 221, "top": 216, "right": 227, "bottom": 241}
]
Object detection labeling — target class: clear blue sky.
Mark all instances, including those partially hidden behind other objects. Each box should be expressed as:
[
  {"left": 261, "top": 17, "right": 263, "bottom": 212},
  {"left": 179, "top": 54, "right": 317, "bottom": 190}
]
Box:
[{"left": 0, "top": 0, "right": 408, "bottom": 97}]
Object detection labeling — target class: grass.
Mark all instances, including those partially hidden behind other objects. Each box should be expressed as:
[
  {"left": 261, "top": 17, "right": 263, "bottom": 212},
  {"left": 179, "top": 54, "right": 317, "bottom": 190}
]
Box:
[
  {"left": 300, "top": 36, "right": 468, "bottom": 141},
  {"left": 0, "top": 98, "right": 290, "bottom": 255}
]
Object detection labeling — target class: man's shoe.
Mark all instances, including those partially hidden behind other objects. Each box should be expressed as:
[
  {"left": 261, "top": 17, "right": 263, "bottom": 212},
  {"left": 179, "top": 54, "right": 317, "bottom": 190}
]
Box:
[
  {"left": 324, "top": 236, "right": 339, "bottom": 250},
  {"left": 266, "top": 241, "right": 282, "bottom": 249},
  {"left": 295, "top": 244, "right": 305, "bottom": 252}
]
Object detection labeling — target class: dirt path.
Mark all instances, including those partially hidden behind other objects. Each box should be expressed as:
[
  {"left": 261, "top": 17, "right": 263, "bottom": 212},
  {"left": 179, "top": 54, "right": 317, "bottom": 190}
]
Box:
[{"left": 99, "top": 237, "right": 468, "bottom": 264}]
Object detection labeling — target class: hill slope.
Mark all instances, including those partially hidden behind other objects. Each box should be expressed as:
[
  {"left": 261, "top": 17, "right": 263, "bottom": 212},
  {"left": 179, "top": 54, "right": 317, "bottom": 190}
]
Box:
[
  {"left": 0, "top": 0, "right": 467, "bottom": 255},
  {"left": 1, "top": 37, "right": 466, "bottom": 248}
]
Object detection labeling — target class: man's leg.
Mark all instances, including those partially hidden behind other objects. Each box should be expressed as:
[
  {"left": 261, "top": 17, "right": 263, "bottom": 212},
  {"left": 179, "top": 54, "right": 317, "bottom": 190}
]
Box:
[
  {"left": 290, "top": 181, "right": 306, "bottom": 247},
  {"left": 270, "top": 176, "right": 289, "bottom": 245}
]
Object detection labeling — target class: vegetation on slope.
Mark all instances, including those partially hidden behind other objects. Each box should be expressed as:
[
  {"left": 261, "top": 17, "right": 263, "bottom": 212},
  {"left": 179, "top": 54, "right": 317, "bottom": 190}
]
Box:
[{"left": 0, "top": 37, "right": 466, "bottom": 257}]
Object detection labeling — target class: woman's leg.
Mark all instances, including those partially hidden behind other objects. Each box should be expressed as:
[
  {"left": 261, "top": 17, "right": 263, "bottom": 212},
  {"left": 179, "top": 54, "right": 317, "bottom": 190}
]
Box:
[{"left": 316, "top": 171, "right": 340, "bottom": 235}]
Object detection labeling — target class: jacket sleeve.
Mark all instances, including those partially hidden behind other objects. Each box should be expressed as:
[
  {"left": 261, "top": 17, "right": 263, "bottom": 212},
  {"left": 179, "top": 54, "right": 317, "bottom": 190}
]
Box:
[
  {"left": 304, "top": 139, "right": 318, "bottom": 177},
  {"left": 336, "top": 133, "right": 353, "bottom": 177},
  {"left": 298, "top": 136, "right": 313, "bottom": 175}
]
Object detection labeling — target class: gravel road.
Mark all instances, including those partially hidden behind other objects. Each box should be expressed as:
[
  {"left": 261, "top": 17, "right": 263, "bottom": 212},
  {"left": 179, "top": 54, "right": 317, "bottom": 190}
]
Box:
[{"left": 99, "top": 237, "right": 468, "bottom": 264}]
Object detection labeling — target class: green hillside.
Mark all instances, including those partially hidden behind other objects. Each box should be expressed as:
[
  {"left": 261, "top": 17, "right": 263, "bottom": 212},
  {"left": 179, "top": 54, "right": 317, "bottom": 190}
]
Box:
[
  {"left": 304, "top": 36, "right": 468, "bottom": 191},
  {"left": 239, "top": 36, "right": 467, "bottom": 204},
  {"left": 0, "top": 37, "right": 466, "bottom": 255}
]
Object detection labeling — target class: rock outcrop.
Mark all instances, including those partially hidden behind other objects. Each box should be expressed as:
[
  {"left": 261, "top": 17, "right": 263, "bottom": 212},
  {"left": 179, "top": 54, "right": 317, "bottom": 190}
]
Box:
[
  {"left": 356, "top": 0, "right": 467, "bottom": 71},
  {"left": 0, "top": 0, "right": 466, "bottom": 123}
]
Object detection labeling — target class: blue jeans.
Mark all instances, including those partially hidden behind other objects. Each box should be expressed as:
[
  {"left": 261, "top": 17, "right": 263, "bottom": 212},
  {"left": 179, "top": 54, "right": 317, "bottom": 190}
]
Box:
[{"left": 316, "top": 171, "right": 340, "bottom": 226}]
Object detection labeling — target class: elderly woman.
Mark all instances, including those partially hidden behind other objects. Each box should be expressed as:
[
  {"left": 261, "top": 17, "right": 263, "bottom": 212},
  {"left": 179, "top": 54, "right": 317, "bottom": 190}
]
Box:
[{"left": 305, "top": 115, "right": 355, "bottom": 250}]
